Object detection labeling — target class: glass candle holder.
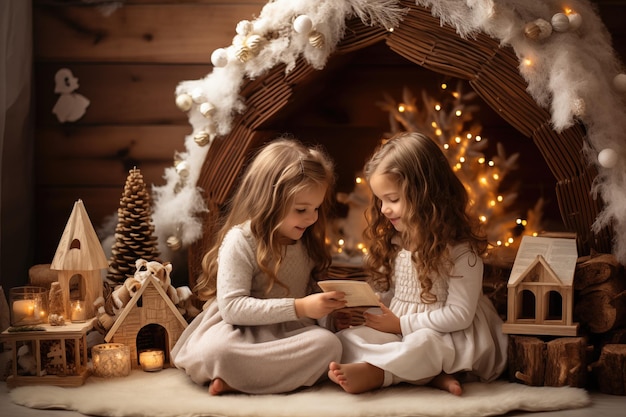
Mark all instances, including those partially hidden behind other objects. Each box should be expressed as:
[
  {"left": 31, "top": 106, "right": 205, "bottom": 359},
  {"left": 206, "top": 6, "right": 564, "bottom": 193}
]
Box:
[
  {"left": 139, "top": 349, "right": 165, "bottom": 372},
  {"left": 10, "top": 286, "right": 48, "bottom": 326},
  {"left": 92, "top": 343, "right": 131, "bottom": 377},
  {"left": 70, "top": 300, "right": 87, "bottom": 322}
]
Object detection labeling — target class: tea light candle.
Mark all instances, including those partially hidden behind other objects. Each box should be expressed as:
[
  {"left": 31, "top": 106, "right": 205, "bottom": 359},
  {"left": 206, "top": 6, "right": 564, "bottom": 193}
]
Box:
[
  {"left": 92, "top": 343, "right": 131, "bottom": 378},
  {"left": 70, "top": 300, "right": 87, "bottom": 322},
  {"left": 139, "top": 349, "right": 164, "bottom": 372}
]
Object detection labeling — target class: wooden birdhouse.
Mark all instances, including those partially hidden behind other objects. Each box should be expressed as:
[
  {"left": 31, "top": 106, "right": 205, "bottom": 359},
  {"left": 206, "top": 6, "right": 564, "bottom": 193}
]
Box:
[
  {"left": 50, "top": 199, "right": 108, "bottom": 321},
  {"left": 502, "top": 235, "right": 579, "bottom": 337},
  {"left": 104, "top": 275, "right": 187, "bottom": 369}
]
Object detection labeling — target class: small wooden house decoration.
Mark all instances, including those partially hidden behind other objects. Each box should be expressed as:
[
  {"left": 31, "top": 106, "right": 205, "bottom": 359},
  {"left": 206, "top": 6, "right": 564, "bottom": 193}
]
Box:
[
  {"left": 104, "top": 275, "right": 188, "bottom": 369},
  {"left": 502, "top": 236, "right": 579, "bottom": 337},
  {"left": 50, "top": 199, "right": 108, "bottom": 320}
]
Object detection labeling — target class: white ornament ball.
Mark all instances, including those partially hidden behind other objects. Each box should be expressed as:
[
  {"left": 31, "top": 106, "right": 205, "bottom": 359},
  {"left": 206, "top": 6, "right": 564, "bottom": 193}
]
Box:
[
  {"left": 200, "top": 102, "right": 215, "bottom": 118},
  {"left": 236, "top": 20, "right": 254, "bottom": 36},
  {"left": 551, "top": 13, "right": 570, "bottom": 32},
  {"left": 211, "top": 48, "right": 229, "bottom": 67},
  {"left": 293, "top": 15, "right": 313, "bottom": 34},
  {"left": 598, "top": 148, "right": 618, "bottom": 168},
  {"left": 613, "top": 73, "right": 626, "bottom": 93},
  {"left": 190, "top": 88, "right": 204, "bottom": 103},
  {"left": 175, "top": 160, "right": 190, "bottom": 177},
  {"left": 175, "top": 93, "right": 193, "bottom": 112},
  {"left": 567, "top": 13, "right": 582, "bottom": 31}
]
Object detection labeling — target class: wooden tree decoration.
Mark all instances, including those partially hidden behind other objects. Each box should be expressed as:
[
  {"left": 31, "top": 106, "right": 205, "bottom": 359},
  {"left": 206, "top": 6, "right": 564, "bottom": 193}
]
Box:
[
  {"left": 48, "top": 282, "right": 66, "bottom": 325},
  {"left": 107, "top": 168, "right": 160, "bottom": 283}
]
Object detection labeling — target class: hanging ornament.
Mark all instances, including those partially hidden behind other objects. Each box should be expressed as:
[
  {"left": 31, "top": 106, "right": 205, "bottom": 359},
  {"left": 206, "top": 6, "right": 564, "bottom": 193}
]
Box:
[
  {"left": 567, "top": 13, "right": 582, "bottom": 31},
  {"left": 166, "top": 235, "right": 182, "bottom": 251},
  {"left": 236, "top": 20, "right": 254, "bottom": 37},
  {"left": 175, "top": 160, "right": 190, "bottom": 178},
  {"left": 551, "top": 13, "right": 570, "bottom": 32},
  {"left": 175, "top": 93, "right": 193, "bottom": 112},
  {"left": 572, "top": 98, "right": 586, "bottom": 117},
  {"left": 194, "top": 131, "right": 214, "bottom": 146},
  {"left": 524, "top": 19, "right": 552, "bottom": 40},
  {"left": 293, "top": 15, "right": 313, "bottom": 34},
  {"left": 598, "top": 148, "right": 618, "bottom": 168},
  {"left": 613, "top": 73, "right": 626, "bottom": 93},
  {"left": 211, "top": 48, "right": 229, "bottom": 67},
  {"left": 234, "top": 45, "right": 252, "bottom": 63},
  {"left": 308, "top": 30, "right": 325, "bottom": 48},
  {"left": 200, "top": 102, "right": 215, "bottom": 118},
  {"left": 190, "top": 88, "right": 205, "bottom": 103}
]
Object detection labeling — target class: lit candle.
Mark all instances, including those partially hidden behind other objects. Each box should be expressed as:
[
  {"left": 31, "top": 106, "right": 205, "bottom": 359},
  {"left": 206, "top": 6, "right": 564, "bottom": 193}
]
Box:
[
  {"left": 92, "top": 343, "right": 131, "bottom": 378},
  {"left": 70, "top": 300, "right": 87, "bottom": 322},
  {"left": 139, "top": 349, "right": 164, "bottom": 372},
  {"left": 12, "top": 299, "right": 36, "bottom": 324}
]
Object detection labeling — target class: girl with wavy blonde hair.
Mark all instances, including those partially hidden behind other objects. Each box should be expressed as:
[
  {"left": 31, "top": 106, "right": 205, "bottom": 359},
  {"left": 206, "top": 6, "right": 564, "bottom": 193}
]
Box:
[
  {"left": 329, "top": 132, "right": 507, "bottom": 396},
  {"left": 172, "top": 138, "right": 347, "bottom": 395}
]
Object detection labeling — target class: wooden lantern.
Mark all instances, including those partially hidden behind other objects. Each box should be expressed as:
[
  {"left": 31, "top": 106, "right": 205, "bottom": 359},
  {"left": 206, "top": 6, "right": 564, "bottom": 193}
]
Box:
[
  {"left": 50, "top": 199, "right": 108, "bottom": 321},
  {"left": 104, "top": 275, "right": 187, "bottom": 369}
]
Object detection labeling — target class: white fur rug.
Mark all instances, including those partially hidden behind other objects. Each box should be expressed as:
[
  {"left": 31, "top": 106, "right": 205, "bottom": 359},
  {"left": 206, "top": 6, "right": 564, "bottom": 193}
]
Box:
[{"left": 9, "top": 368, "right": 591, "bottom": 417}]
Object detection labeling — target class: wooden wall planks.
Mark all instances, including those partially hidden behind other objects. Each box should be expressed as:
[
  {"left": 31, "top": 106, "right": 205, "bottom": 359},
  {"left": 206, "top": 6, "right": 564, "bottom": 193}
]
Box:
[
  {"left": 31, "top": 0, "right": 626, "bottom": 283},
  {"left": 32, "top": 1, "right": 266, "bottom": 266}
]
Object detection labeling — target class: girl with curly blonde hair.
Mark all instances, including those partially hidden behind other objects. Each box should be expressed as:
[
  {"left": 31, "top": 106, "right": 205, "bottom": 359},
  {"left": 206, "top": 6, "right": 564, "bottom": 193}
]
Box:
[
  {"left": 172, "top": 138, "right": 346, "bottom": 395},
  {"left": 329, "top": 132, "right": 507, "bottom": 395}
]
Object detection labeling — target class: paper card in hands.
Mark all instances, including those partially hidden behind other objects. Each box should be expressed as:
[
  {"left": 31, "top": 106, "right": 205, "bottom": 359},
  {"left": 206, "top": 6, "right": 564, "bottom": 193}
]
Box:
[{"left": 318, "top": 280, "right": 380, "bottom": 307}]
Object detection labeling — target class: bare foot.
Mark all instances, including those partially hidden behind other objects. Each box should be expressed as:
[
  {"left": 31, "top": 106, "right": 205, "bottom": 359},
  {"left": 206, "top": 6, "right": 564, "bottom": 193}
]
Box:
[
  {"left": 328, "top": 361, "right": 384, "bottom": 394},
  {"left": 208, "top": 378, "right": 237, "bottom": 395},
  {"left": 430, "top": 372, "right": 462, "bottom": 396}
]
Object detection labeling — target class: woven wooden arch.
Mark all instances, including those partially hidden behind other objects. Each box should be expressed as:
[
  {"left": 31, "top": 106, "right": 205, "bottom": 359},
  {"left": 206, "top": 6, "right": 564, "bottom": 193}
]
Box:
[{"left": 188, "top": 2, "right": 612, "bottom": 283}]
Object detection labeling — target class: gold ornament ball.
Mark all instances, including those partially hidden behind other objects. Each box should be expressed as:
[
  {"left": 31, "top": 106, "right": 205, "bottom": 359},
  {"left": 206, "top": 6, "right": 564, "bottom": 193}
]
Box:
[
  {"left": 166, "top": 235, "right": 182, "bottom": 251},
  {"left": 194, "top": 131, "right": 212, "bottom": 146},
  {"left": 308, "top": 31, "right": 325, "bottom": 48}
]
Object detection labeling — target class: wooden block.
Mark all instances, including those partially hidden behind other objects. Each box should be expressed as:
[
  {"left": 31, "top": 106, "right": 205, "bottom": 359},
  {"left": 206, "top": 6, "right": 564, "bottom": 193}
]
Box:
[
  {"left": 545, "top": 337, "right": 587, "bottom": 387},
  {"left": 508, "top": 335, "right": 546, "bottom": 386},
  {"left": 590, "top": 344, "right": 626, "bottom": 395}
]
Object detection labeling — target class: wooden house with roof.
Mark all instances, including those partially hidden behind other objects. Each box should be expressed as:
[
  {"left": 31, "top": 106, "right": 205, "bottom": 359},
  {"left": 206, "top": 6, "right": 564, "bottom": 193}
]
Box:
[
  {"left": 502, "top": 237, "right": 579, "bottom": 337},
  {"left": 104, "top": 274, "right": 188, "bottom": 369},
  {"left": 50, "top": 199, "right": 108, "bottom": 320}
]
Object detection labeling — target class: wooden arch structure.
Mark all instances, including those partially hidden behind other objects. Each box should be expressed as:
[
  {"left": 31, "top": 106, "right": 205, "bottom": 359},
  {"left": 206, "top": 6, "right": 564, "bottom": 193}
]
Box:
[{"left": 188, "top": 2, "right": 612, "bottom": 281}]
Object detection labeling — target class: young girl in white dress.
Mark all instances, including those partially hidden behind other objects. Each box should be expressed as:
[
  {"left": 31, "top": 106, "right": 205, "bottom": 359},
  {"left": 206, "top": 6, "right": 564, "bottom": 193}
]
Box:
[
  {"left": 328, "top": 132, "right": 508, "bottom": 395},
  {"left": 172, "top": 138, "right": 347, "bottom": 395}
]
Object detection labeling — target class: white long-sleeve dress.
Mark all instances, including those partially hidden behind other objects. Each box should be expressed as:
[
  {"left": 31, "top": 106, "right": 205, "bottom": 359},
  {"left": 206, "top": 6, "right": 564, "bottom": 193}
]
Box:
[
  {"left": 337, "top": 244, "right": 508, "bottom": 387},
  {"left": 171, "top": 222, "right": 342, "bottom": 394}
]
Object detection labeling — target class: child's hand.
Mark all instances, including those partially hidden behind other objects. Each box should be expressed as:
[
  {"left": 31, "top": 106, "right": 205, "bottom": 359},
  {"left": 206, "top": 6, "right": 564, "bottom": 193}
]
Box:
[
  {"left": 295, "top": 291, "right": 347, "bottom": 319},
  {"left": 364, "top": 303, "right": 401, "bottom": 334},
  {"left": 332, "top": 307, "right": 367, "bottom": 330}
]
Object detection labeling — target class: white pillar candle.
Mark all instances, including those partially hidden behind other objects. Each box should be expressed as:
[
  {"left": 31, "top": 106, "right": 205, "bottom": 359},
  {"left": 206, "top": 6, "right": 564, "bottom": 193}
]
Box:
[
  {"left": 139, "top": 349, "right": 164, "bottom": 372},
  {"left": 12, "top": 299, "right": 36, "bottom": 323},
  {"left": 10, "top": 286, "right": 48, "bottom": 326}
]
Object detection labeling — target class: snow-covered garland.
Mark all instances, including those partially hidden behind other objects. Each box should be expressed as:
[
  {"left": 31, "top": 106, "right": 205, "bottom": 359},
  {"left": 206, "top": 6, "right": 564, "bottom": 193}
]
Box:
[{"left": 151, "top": 0, "right": 626, "bottom": 264}]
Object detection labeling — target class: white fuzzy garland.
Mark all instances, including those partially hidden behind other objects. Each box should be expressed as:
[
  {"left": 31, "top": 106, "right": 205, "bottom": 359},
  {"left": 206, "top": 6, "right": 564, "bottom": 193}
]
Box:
[{"left": 152, "top": 0, "right": 626, "bottom": 264}]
